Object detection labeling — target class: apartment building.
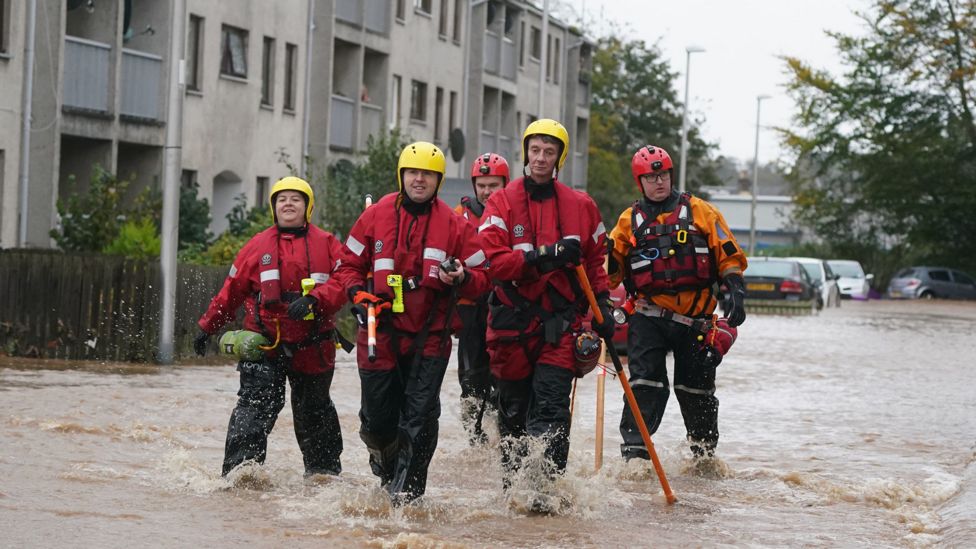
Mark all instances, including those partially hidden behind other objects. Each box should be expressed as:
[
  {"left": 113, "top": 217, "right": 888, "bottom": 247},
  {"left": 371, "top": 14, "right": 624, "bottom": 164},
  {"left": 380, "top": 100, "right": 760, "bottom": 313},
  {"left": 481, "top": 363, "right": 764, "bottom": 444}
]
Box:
[{"left": 1, "top": 0, "right": 592, "bottom": 249}]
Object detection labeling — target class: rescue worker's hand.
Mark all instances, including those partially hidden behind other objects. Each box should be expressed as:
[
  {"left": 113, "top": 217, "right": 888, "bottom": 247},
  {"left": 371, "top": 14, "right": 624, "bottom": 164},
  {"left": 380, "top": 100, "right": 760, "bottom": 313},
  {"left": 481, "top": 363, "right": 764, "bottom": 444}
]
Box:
[
  {"left": 592, "top": 291, "right": 616, "bottom": 340},
  {"left": 193, "top": 330, "right": 211, "bottom": 357},
  {"left": 438, "top": 259, "right": 465, "bottom": 285},
  {"left": 525, "top": 238, "right": 582, "bottom": 273},
  {"left": 352, "top": 290, "right": 391, "bottom": 312},
  {"left": 350, "top": 304, "right": 368, "bottom": 328},
  {"left": 722, "top": 274, "right": 747, "bottom": 327},
  {"left": 694, "top": 344, "right": 724, "bottom": 369},
  {"left": 287, "top": 295, "right": 317, "bottom": 320}
]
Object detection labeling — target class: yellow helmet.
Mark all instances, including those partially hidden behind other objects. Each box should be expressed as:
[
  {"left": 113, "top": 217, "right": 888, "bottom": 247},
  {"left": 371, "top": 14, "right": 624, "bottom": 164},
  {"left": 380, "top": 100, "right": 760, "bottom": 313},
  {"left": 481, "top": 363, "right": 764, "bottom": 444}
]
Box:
[
  {"left": 397, "top": 141, "right": 446, "bottom": 193},
  {"left": 521, "top": 118, "right": 570, "bottom": 171},
  {"left": 268, "top": 176, "right": 314, "bottom": 223}
]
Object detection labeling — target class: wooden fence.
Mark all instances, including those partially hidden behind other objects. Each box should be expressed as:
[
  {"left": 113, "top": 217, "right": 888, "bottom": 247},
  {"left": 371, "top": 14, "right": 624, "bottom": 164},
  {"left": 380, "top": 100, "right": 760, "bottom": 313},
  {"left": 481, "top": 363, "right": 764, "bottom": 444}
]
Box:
[{"left": 0, "top": 249, "right": 230, "bottom": 362}]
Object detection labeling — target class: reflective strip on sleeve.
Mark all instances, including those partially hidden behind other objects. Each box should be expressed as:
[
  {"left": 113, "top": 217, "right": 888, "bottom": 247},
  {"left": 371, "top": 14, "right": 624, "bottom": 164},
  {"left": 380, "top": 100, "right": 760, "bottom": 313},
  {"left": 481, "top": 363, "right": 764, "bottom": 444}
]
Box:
[
  {"left": 374, "top": 258, "right": 395, "bottom": 272},
  {"left": 345, "top": 235, "right": 366, "bottom": 256},
  {"left": 631, "top": 379, "right": 665, "bottom": 389},
  {"left": 715, "top": 223, "right": 728, "bottom": 240},
  {"left": 679, "top": 205, "right": 689, "bottom": 219},
  {"left": 228, "top": 264, "right": 238, "bottom": 278},
  {"left": 592, "top": 222, "right": 606, "bottom": 243},
  {"left": 675, "top": 384, "right": 715, "bottom": 396},
  {"left": 631, "top": 259, "right": 650, "bottom": 270},
  {"left": 479, "top": 215, "right": 508, "bottom": 233},
  {"left": 513, "top": 243, "right": 534, "bottom": 253},
  {"left": 464, "top": 250, "right": 487, "bottom": 267},
  {"left": 635, "top": 212, "right": 645, "bottom": 227},
  {"left": 423, "top": 247, "right": 447, "bottom": 262},
  {"left": 260, "top": 269, "right": 280, "bottom": 282},
  {"left": 310, "top": 272, "right": 330, "bottom": 284},
  {"left": 694, "top": 247, "right": 709, "bottom": 254},
  {"left": 564, "top": 234, "right": 581, "bottom": 241}
]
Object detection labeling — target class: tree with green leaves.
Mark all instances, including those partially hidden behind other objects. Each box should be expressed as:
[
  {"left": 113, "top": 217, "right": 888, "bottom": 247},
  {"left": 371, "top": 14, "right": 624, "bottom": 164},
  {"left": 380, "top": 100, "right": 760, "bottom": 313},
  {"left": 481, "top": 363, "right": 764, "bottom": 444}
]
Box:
[
  {"left": 588, "top": 35, "right": 718, "bottom": 225},
  {"left": 783, "top": 0, "right": 976, "bottom": 286}
]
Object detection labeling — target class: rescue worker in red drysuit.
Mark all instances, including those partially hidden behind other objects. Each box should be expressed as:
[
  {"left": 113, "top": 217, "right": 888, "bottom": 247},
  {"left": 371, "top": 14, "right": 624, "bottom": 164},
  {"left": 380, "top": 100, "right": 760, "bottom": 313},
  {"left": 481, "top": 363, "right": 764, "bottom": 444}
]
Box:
[
  {"left": 452, "top": 152, "right": 509, "bottom": 445},
  {"left": 194, "top": 177, "right": 348, "bottom": 477},
  {"left": 478, "top": 119, "right": 614, "bottom": 493},
  {"left": 334, "top": 141, "right": 491, "bottom": 505},
  {"left": 607, "top": 145, "right": 747, "bottom": 461}
]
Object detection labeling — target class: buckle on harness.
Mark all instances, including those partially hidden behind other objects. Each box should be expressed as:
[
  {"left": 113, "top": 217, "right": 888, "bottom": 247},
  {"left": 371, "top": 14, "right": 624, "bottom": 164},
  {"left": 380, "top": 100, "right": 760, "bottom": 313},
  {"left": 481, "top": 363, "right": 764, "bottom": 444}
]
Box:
[{"left": 676, "top": 229, "right": 688, "bottom": 244}]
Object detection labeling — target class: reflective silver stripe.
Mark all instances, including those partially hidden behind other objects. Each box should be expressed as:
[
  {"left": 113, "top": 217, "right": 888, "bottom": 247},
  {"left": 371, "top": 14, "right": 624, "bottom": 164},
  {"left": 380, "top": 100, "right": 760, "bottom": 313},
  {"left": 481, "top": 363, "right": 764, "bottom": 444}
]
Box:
[
  {"left": 346, "top": 235, "right": 366, "bottom": 256},
  {"left": 228, "top": 264, "right": 238, "bottom": 278},
  {"left": 464, "top": 250, "right": 487, "bottom": 267},
  {"left": 513, "top": 243, "right": 534, "bottom": 253},
  {"left": 592, "top": 222, "right": 606, "bottom": 243},
  {"left": 635, "top": 213, "right": 645, "bottom": 226},
  {"left": 679, "top": 205, "right": 689, "bottom": 219},
  {"left": 694, "top": 247, "right": 709, "bottom": 253},
  {"left": 423, "top": 247, "right": 447, "bottom": 262},
  {"left": 479, "top": 215, "right": 508, "bottom": 233},
  {"left": 675, "top": 384, "right": 714, "bottom": 396},
  {"left": 374, "top": 258, "right": 395, "bottom": 272},
  {"left": 564, "top": 234, "right": 581, "bottom": 241},
  {"left": 310, "top": 272, "right": 329, "bottom": 284},
  {"left": 632, "top": 379, "right": 665, "bottom": 389},
  {"left": 260, "top": 269, "right": 280, "bottom": 282},
  {"left": 631, "top": 259, "right": 651, "bottom": 270}
]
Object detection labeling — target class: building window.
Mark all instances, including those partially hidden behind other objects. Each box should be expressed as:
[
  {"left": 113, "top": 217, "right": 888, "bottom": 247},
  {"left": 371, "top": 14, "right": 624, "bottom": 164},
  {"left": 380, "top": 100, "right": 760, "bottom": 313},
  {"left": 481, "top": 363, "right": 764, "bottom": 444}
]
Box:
[
  {"left": 553, "top": 37, "right": 560, "bottom": 83},
  {"left": 519, "top": 21, "right": 525, "bottom": 67},
  {"left": 220, "top": 25, "right": 248, "bottom": 78},
  {"left": 396, "top": 0, "right": 406, "bottom": 22},
  {"left": 284, "top": 43, "right": 297, "bottom": 111},
  {"left": 434, "top": 87, "right": 444, "bottom": 143},
  {"left": 0, "top": 0, "right": 9, "bottom": 55},
  {"left": 180, "top": 169, "right": 198, "bottom": 189},
  {"left": 391, "top": 74, "right": 402, "bottom": 127},
  {"left": 452, "top": 0, "right": 463, "bottom": 42},
  {"left": 410, "top": 80, "right": 427, "bottom": 122},
  {"left": 256, "top": 176, "right": 270, "bottom": 202},
  {"left": 546, "top": 35, "right": 560, "bottom": 83},
  {"left": 186, "top": 15, "right": 204, "bottom": 91},
  {"left": 414, "top": 0, "right": 432, "bottom": 15},
  {"left": 530, "top": 26, "right": 541, "bottom": 61},
  {"left": 261, "top": 36, "right": 275, "bottom": 106},
  {"left": 438, "top": 0, "right": 449, "bottom": 37},
  {"left": 449, "top": 90, "right": 457, "bottom": 133}
]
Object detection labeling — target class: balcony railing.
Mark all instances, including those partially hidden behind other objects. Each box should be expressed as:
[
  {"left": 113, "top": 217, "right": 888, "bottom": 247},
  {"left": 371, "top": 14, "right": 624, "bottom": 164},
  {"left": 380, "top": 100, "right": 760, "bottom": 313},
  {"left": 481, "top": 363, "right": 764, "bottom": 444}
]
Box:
[
  {"left": 480, "top": 130, "right": 496, "bottom": 154},
  {"left": 63, "top": 36, "right": 112, "bottom": 113},
  {"left": 501, "top": 38, "right": 516, "bottom": 81},
  {"left": 483, "top": 32, "right": 500, "bottom": 74},
  {"left": 121, "top": 49, "right": 163, "bottom": 120},
  {"left": 577, "top": 81, "right": 590, "bottom": 108},
  {"left": 330, "top": 95, "right": 355, "bottom": 150},
  {"left": 336, "top": 1, "right": 362, "bottom": 26},
  {"left": 573, "top": 152, "right": 586, "bottom": 187},
  {"left": 365, "top": 0, "right": 390, "bottom": 34},
  {"left": 360, "top": 103, "right": 383, "bottom": 150}
]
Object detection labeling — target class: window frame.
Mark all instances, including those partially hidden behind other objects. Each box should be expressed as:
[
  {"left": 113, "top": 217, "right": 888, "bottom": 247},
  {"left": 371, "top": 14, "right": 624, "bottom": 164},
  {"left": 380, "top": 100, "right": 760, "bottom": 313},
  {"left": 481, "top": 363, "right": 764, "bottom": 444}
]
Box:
[
  {"left": 260, "top": 36, "right": 276, "bottom": 106},
  {"left": 0, "top": 0, "right": 9, "bottom": 56},
  {"left": 409, "top": 79, "right": 428, "bottom": 123},
  {"left": 185, "top": 14, "right": 204, "bottom": 91},
  {"left": 220, "top": 24, "right": 249, "bottom": 79},
  {"left": 529, "top": 26, "right": 541, "bottom": 62},
  {"left": 438, "top": 0, "right": 449, "bottom": 38},
  {"left": 283, "top": 43, "right": 298, "bottom": 111},
  {"left": 414, "top": 0, "right": 432, "bottom": 16}
]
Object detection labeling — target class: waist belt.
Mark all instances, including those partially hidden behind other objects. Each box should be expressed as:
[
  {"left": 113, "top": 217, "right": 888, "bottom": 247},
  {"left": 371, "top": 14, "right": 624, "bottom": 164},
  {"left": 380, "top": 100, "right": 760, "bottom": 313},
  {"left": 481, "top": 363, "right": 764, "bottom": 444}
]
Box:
[{"left": 634, "top": 299, "right": 713, "bottom": 334}]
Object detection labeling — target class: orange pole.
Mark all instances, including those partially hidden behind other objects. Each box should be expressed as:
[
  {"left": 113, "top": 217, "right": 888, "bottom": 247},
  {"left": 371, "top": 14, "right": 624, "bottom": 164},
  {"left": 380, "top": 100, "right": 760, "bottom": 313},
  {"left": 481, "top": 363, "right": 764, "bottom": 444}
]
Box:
[
  {"left": 595, "top": 340, "right": 606, "bottom": 471},
  {"left": 365, "top": 195, "right": 377, "bottom": 362},
  {"left": 575, "top": 265, "right": 676, "bottom": 504}
]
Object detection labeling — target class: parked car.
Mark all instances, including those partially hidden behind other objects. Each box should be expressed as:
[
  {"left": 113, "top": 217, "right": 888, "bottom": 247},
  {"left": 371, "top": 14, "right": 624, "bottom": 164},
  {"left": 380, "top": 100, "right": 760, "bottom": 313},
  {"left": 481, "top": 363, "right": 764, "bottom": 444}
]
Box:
[
  {"left": 743, "top": 257, "right": 818, "bottom": 302},
  {"left": 789, "top": 257, "right": 842, "bottom": 310},
  {"left": 887, "top": 267, "right": 976, "bottom": 300},
  {"left": 826, "top": 259, "right": 874, "bottom": 300}
]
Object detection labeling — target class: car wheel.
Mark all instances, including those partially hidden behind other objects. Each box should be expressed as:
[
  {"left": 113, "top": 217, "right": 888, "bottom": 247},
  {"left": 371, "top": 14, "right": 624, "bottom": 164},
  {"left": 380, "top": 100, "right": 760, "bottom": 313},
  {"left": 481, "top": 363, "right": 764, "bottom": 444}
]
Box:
[{"left": 920, "top": 290, "right": 935, "bottom": 300}]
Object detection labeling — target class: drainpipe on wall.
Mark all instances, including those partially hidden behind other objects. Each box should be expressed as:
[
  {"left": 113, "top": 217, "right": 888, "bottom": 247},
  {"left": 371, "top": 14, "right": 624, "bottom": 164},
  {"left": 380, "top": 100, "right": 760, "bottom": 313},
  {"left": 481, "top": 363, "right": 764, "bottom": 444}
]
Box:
[{"left": 18, "top": 0, "right": 38, "bottom": 246}]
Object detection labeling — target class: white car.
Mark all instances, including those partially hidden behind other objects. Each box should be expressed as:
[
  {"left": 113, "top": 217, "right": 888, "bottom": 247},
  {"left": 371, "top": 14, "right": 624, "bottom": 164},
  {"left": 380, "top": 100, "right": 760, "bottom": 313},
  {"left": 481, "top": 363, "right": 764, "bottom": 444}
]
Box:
[
  {"left": 826, "top": 259, "right": 874, "bottom": 300},
  {"left": 789, "top": 257, "right": 842, "bottom": 309}
]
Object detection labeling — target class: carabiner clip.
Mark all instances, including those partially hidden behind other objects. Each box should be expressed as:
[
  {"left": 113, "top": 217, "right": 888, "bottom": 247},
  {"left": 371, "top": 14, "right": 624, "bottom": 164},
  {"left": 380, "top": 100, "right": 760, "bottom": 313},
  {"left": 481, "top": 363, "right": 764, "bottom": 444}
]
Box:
[
  {"left": 676, "top": 229, "right": 688, "bottom": 244},
  {"left": 640, "top": 247, "right": 660, "bottom": 261}
]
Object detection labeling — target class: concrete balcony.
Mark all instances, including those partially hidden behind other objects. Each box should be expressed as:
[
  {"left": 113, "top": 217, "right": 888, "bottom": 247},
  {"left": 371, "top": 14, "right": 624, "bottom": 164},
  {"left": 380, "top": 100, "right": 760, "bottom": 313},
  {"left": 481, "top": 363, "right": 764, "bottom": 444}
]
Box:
[
  {"left": 360, "top": 103, "right": 383, "bottom": 150},
  {"left": 120, "top": 49, "right": 163, "bottom": 120},
  {"left": 63, "top": 36, "right": 112, "bottom": 114},
  {"left": 577, "top": 81, "right": 591, "bottom": 108},
  {"left": 365, "top": 0, "right": 390, "bottom": 34},
  {"left": 330, "top": 95, "right": 355, "bottom": 150},
  {"left": 336, "top": 1, "right": 362, "bottom": 26},
  {"left": 483, "top": 32, "right": 500, "bottom": 74},
  {"left": 501, "top": 38, "right": 516, "bottom": 81}
]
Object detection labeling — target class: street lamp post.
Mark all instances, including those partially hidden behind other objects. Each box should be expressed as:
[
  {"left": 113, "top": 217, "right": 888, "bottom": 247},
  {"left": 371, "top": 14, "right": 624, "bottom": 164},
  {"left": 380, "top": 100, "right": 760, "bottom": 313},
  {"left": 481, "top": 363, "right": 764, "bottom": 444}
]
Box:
[
  {"left": 749, "top": 94, "right": 771, "bottom": 256},
  {"left": 678, "top": 46, "right": 704, "bottom": 193}
]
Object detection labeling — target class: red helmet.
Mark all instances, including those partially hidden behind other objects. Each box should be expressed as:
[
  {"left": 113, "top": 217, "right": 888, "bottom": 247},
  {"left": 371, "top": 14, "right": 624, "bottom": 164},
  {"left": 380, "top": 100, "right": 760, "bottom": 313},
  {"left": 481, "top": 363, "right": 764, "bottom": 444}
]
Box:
[
  {"left": 470, "top": 152, "right": 510, "bottom": 185},
  {"left": 631, "top": 145, "right": 673, "bottom": 192}
]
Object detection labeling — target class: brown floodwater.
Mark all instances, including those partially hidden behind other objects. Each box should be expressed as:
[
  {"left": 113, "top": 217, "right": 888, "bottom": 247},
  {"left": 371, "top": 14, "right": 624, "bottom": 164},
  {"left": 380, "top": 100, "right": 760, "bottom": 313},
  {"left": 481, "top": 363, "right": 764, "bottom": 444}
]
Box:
[{"left": 2, "top": 300, "right": 974, "bottom": 547}]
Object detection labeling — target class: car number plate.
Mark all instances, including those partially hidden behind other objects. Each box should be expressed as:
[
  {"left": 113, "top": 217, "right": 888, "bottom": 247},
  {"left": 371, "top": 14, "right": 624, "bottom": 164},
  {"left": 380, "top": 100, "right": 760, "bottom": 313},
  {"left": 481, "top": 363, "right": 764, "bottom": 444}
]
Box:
[{"left": 747, "top": 283, "right": 775, "bottom": 291}]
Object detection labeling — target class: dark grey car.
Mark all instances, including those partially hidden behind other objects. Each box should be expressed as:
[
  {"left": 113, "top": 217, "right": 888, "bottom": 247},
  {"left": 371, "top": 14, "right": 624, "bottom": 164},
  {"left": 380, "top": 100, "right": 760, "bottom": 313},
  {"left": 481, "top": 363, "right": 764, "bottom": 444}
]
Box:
[{"left": 887, "top": 267, "right": 976, "bottom": 299}]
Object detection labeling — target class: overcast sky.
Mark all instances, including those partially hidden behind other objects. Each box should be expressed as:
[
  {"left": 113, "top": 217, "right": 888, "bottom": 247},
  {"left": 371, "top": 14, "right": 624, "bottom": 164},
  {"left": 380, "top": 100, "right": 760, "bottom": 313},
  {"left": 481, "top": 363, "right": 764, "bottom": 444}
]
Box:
[{"left": 569, "top": 0, "right": 870, "bottom": 164}]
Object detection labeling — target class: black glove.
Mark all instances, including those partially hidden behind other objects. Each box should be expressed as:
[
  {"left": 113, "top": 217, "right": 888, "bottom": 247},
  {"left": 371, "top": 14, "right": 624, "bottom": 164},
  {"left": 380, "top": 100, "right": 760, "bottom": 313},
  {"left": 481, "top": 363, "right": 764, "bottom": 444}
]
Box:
[
  {"left": 287, "top": 295, "right": 317, "bottom": 320},
  {"left": 722, "top": 274, "right": 747, "bottom": 327},
  {"left": 592, "top": 292, "right": 616, "bottom": 340},
  {"left": 693, "top": 344, "right": 724, "bottom": 369},
  {"left": 524, "top": 238, "right": 582, "bottom": 273},
  {"left": 193, "top": 330, "right": 210, "bottom": 357},
  {"left": 350, "top": 304, "right": 368, "bottom": 328}
]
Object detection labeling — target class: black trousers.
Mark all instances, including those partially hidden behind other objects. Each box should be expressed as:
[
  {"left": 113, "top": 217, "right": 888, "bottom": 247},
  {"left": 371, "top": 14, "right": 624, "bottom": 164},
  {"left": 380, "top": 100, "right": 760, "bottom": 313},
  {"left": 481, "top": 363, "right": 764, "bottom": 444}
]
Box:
[
  {"left": 358, "top": 353, "right": 449, "bottom": 504},
  {"left": 619, "top": 313, "right": 719, "bottom": 459},
  {"left": 457, "top": 302, "right": 496, "bottom": 442},
  {"left": 222, "top": 359, "right": 343, "bottom": 476}
]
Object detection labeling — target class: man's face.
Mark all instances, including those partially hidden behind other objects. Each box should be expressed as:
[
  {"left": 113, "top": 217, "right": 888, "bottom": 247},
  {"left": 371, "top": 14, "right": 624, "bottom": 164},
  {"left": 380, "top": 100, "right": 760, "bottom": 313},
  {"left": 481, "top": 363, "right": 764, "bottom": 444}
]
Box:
[
  {"left": 274, "top": 190, "right": 307, "bottom": 228},
  {"left": 402, "top": 168, "right": 440, "bottom": 203},
  {"left": 640, "top": 171, "right": 672, "bottom": 202},
  {"left": 526, "top": 137, "right": 559, "bottom": 183},
  {"left": 474, "top": 175, "right": 505, "bottom": 204}
]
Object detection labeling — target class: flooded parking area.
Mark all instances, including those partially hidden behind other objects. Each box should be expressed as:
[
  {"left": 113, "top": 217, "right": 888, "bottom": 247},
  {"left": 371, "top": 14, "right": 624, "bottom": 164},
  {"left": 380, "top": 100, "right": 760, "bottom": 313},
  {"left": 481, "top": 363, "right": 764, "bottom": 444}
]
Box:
[{"left": 1, "top": 300, "right": 974, "bottom": 547}]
